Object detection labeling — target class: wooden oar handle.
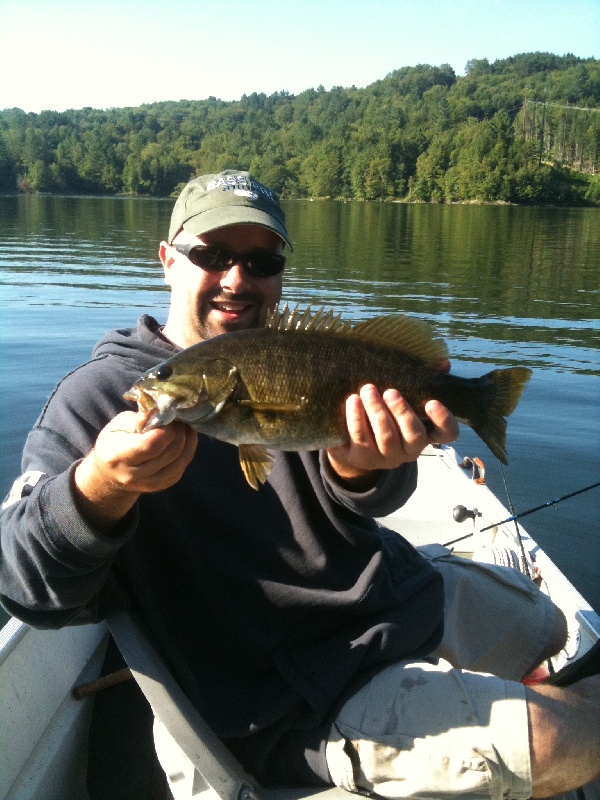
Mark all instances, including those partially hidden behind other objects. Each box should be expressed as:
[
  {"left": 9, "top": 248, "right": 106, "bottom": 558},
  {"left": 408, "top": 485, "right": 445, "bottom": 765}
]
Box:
[{"left": 72, "top": 667, "right": 133, "bottom": 700}]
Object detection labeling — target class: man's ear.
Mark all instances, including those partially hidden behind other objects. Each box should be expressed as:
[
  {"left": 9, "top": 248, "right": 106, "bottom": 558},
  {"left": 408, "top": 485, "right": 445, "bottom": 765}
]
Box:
[{"left": 159, "top": 242, "right": 175, "bottom": 285}]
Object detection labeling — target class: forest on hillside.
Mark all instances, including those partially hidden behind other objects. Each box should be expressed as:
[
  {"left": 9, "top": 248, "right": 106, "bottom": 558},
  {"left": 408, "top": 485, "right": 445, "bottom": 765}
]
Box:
[{"left": 1, "top": 52, "right": 599, "bottom": 205}]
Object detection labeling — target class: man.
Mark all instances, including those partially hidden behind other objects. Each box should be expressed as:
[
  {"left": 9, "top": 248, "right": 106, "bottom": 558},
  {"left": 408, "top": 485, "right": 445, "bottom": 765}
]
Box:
[{"left": 1, "top": 170, "right": 599, "bottom": 800}]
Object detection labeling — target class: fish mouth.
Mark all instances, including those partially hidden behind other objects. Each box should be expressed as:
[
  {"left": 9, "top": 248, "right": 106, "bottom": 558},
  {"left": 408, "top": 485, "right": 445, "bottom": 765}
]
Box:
[
  {"left": 125, "top": 385, "right": 203, "bottom": 430},
  {"left": 126, "top": 382, "right": 233, "bottom": 431}
]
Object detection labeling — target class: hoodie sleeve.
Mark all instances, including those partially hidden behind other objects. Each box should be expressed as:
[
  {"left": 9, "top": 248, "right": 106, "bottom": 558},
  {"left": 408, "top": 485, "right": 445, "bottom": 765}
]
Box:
[
  {"left": 0, "top": 357, "right": 139, "bottom": 628},
  {"left": 318, "top": 451, "right": 418, "bottom": 518}
]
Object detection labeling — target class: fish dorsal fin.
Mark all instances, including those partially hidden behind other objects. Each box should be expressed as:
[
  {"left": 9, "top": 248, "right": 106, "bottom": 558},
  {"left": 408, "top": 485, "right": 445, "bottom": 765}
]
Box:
[
  {"left": 350, "top": 315, "right": 449, "bottom": 364},
  {"left": 266, "top": 303, "right": 351, "bottom": 334},
  {"left": 266, "top": 304, "right": 448, "bottom": 365}
]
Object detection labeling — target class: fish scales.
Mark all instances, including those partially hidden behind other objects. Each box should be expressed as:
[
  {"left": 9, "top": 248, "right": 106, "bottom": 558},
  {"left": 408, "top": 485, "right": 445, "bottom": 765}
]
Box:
[{"left": 182, "top": 327, "right": 441, "bottom": 449}]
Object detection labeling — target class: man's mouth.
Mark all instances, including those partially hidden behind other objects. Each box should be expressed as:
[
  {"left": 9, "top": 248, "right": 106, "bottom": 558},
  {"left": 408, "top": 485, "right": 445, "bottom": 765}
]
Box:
[
  {"left": 208, "top": 294, "right": 261, "bottom": 321},
  {"left": 211, "top": 300, "right": 253, "bottom": 314}
]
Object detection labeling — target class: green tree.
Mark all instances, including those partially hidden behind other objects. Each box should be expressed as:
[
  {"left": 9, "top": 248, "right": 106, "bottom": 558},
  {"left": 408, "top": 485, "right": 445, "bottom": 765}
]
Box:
[
  {"left": 300, "top": 141, "right": 343, "bottom": 197},
  {"left": 0, "top": 53, "right": 597, "bottom": 204}
]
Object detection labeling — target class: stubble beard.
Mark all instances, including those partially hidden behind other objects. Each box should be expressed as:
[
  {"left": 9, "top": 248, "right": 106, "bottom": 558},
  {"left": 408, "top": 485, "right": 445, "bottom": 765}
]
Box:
[{"left": 193, "top": 290, "right": 268, "bottom": 342}]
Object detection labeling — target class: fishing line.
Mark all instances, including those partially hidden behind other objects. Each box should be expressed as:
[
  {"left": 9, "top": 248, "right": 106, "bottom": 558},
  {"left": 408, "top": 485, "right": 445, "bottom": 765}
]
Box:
[
  {"left": 443, "top": 480, "right": 600, "bottom": 547},
  {"left": 500, "top": 464, "right": 532, "bottom": 579}
]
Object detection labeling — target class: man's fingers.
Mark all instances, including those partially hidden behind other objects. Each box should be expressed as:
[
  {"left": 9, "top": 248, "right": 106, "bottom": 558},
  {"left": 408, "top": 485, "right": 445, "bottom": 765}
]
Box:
[
  {"left": 351, "top": 389, "right": 458, "bottom": 452},
  {"left": 103, "top": 411, "right": 187, "bottom": 463},
  {"left": 129, "top": 423, "right": 197, "bottom": 478},
  {"left": 93, "top": 410, "right": 197, "bottom": 484},
  {"left": 359, "top": 385, "right": 393, "bottom": 449},
  {"left": 424, "top": 399, "right": 459, "bottom": 443},
  {"left": 381, "top": 389, "right": 428, "bottom": 454},
  {"left": 328, "top": 385, "right": 459, "bottom": 483},
  {"left": 135, "top": 427, "right": 197, "bottom": 489},
  {"left": 344, "top": 392, "right": 373, "bottom": 447},
  {"left": 104, "top": 410, "right": 145, "bottom": 434}
]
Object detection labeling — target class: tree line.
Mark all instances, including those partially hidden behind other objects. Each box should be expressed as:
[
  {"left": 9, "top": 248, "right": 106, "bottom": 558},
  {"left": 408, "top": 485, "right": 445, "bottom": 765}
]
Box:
[{"left": 1, "top": 52, "right": 599, "bottom": 206}]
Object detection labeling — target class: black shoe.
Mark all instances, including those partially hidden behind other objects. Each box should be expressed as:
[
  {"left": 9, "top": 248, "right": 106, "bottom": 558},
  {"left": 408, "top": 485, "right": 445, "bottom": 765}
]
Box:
[{"left": 545, "top": 639, "right": 600, "bottom": 687}]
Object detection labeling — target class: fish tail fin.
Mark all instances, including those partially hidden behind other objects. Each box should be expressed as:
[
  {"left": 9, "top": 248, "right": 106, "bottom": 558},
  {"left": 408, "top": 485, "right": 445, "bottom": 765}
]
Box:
[{"left": 470, "top": 367, "right": 532, "bottom": 464}]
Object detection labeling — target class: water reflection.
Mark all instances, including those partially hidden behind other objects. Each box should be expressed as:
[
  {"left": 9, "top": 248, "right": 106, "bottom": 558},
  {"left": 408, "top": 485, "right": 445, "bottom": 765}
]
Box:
[{"left": 1, "top": 196, "right": 598, "bottom": 369}]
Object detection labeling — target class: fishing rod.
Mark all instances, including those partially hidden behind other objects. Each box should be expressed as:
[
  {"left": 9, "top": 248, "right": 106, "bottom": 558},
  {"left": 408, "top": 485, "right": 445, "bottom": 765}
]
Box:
[
  {"left": 444, "top": 480, "right": 600, "bottom": 547},
  {"left": 480, "top": 480, "right": 600, "bottom": 531}
]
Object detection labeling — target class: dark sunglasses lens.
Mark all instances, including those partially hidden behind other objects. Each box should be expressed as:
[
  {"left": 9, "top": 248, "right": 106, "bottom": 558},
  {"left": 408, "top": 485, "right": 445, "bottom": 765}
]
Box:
[
  {"left": 245, "top": 253, "right": 286, "bottom": 277},
  {"left": 186, "top": 247, "right": 229, "bottom": 271},
  {"left": 186, "top": 247, "right": 285, "bottom": 277}
]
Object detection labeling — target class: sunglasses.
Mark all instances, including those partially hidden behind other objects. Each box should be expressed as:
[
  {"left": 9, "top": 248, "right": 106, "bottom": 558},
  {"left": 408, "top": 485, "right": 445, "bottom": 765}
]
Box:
[{"left": 172, "top": 243, "right": 286, "bottom": 278}]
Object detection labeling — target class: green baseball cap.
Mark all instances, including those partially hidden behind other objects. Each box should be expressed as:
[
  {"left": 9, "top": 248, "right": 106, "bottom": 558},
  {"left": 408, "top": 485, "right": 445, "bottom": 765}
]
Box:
[{"left": 168, "top": 170, "right": 292, "bottom": 250}]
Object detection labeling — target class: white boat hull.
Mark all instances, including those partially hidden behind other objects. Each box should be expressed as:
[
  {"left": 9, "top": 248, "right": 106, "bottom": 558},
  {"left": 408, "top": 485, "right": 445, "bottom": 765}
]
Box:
[{"left": 0, "top": 620, "right": 108, "bottom": 800}]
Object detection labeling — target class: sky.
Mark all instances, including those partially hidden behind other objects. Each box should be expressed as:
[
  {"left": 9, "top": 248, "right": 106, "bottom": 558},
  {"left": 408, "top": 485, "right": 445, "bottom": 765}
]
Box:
[{"left": 1, "top": 0, "right": 598, "bottom": 113}]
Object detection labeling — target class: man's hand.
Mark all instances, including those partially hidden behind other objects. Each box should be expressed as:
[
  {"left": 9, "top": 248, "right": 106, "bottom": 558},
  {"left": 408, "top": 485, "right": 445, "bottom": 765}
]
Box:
[
  {"left": 326, "top": 384, "right": 459, "bottom": 485},
  {"left": 74, "top": 411, "right": 197, "bottom": 532}
]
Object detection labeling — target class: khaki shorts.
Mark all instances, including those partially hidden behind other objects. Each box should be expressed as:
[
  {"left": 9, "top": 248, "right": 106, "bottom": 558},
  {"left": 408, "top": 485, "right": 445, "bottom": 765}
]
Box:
[{"left": 326, "top": 544, "right": 558, "bottom": 800}]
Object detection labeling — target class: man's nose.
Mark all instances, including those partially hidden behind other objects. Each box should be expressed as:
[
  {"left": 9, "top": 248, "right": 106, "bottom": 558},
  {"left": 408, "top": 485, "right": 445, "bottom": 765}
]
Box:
[{"left": 220, "top": 262, "right": 251, "bottom": 290}]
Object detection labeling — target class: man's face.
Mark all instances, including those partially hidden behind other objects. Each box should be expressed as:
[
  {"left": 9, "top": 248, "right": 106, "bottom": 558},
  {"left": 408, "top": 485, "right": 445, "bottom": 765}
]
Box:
[{"left": 160, "top": 224, "right": 285, "bottom": 348}]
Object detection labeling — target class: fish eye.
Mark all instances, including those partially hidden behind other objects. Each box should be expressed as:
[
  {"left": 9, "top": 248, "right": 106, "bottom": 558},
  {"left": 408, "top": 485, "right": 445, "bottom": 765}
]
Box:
[{"left": 154, "top": 365, "right": 173, "bottom": 381}]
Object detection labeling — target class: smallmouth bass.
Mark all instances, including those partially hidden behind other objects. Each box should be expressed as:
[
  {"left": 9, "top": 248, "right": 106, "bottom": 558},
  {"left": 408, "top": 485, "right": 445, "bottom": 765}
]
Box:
[{"left": 124, "top": 305, "right": 532, "bottom": 489}]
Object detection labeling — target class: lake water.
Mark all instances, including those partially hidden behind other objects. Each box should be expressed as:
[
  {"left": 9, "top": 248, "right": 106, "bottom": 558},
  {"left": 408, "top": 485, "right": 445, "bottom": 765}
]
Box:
[{"left": 0, "top": 195, "right": 598, "bottom": 619}]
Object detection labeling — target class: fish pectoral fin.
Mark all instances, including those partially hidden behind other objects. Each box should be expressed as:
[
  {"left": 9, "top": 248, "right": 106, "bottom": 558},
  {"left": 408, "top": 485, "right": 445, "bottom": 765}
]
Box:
[
  {"left": 237, "top": 399, "right": 307, "bottom": 413},
  {"left": 239, "top": 444, "right": 275, "bottom": 490}
]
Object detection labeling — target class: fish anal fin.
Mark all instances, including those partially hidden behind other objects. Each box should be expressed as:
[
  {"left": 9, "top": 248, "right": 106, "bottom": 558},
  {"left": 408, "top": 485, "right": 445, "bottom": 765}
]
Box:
[
  {"left": 351, "top": 315, "right": 449, "bottom": 365},
  {"left": 239, "top": 444, "right": 275, "bottom": 490}
]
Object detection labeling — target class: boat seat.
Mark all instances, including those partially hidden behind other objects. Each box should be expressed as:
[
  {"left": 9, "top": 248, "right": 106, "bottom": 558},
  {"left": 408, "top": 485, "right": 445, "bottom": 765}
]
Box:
[{"left": 108, "top": 611, "right": 351, "bottom": 800}]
